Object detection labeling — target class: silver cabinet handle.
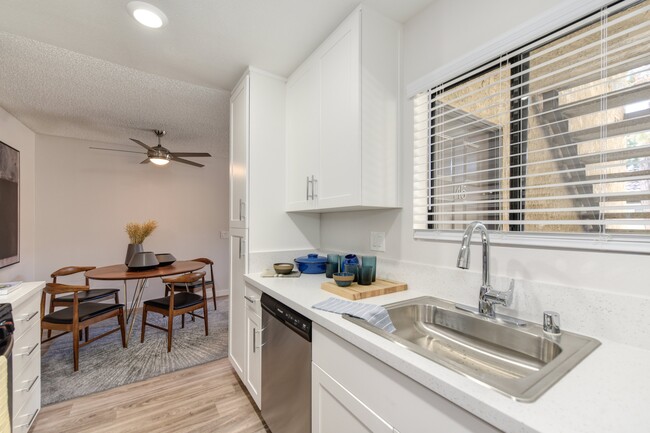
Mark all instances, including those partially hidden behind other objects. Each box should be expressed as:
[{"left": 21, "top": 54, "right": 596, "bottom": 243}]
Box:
[
  {"left": 19, "top": 311, "right": 38, "bottom": 322},
  {"left": 244, "top": 295, "right": 256, "bottom": 304},
  {"left": 306, "top": 176, "right": 310, "bottom": 200},
  {"left": 15, "top": 409, "right": 39, "bottom": 429},
  {"left": 17, "top": 343, "right": 38, "bottom": 357},
  {"left": 253, "top": 327, "right": 263, "bottom": 352},
  {"left": 18, "top": 375, "right": 39, "bottom": 392},
  {"left": 239, "top": 199, "right": 246, "bottom": 221}
]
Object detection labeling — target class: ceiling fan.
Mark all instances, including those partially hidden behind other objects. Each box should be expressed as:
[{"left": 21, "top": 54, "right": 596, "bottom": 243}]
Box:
[{"left": 90, "top": 130, "right": 211, "bottom": 167}]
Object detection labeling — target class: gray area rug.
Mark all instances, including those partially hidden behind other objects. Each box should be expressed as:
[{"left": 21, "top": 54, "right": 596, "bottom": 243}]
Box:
[{"left": 41, "top": 298, "right": 229, "bottom": 406}]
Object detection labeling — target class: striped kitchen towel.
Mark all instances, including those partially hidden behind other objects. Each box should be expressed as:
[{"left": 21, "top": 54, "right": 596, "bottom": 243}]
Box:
[{"left": 312, "top": 297, "right": 396, "bottom": 333}]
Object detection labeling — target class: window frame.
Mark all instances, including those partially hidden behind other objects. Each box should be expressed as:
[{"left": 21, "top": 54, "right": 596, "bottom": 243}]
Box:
[{"left": 411, "top": 0, "right": 650, "bottom": 254}]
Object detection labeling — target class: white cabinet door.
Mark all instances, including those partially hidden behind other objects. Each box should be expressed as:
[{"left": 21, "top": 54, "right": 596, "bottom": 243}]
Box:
[
  {"left": 230, "top": 75, "right": 249, "bottom": 228},
  {"left": 228, "top": 229, "right": 247, "bottom": 379},
  {"left": 312, "top": 363, "right": 393, "bottom": 433},
  {"left": 285, "top": 6, "right": 399, "bottom": 212},
  {"left": 286, "top": 60, "right": 320, "bottom": 211},
  {"left": 318, "top": 12, "right": 361, "bottom": 209},
  {"left": 245, "top": 310, "right": 262, "bottom": 408}
]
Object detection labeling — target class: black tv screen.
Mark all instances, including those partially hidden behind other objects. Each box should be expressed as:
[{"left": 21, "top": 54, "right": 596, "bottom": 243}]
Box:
[{"left": 0, "top": 141, "right": 19, "bottom": 269}]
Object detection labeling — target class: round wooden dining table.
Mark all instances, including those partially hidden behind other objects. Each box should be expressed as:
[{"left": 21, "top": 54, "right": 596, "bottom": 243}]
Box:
[{"left": 86, "top": 261, "right": 205, "bottom": 344}]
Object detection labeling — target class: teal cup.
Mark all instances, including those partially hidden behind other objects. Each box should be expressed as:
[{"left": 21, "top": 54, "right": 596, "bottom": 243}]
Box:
[
  {"left": 361, "top": 255, "right": 377, "bottom": 282},
  {"left": 325, "top": 262, "right": 338, "bottom": 278},
  {"left": 343, "top": 263, "right": 360, "bottom": 282},
  {"left": 359, "top": 265, "right": 373, "bottom": 285}
]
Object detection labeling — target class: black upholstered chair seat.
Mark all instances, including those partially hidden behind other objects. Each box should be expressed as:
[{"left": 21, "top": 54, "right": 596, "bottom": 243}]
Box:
[
  {"left": 144, "top": 292, "right": 203, "bottom": 310},
  {"left": 56, "top": 288, "right": 120, "bottom": 302},
  {"left": 43, "top": 302, "right": 124, "bottom": 325}
]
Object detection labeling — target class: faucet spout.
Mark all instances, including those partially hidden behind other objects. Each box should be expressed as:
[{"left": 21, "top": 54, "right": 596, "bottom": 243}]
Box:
[
  {"left": 457, "top": 221, "right": 512, "bottom": 318},
  {"left": 456, "top": 221, "right": 490, "bottom": 289}
]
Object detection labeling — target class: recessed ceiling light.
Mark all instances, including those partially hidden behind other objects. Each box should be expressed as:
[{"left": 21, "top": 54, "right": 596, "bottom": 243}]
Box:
[{"left": 127, "top": 1, "right": 168, "bottom": 29}]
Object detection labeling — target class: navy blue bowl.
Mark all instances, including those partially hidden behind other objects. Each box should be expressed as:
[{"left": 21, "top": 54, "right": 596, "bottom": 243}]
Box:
[{"left": 294, "top": 253, "right": 327, "bottom": 274}]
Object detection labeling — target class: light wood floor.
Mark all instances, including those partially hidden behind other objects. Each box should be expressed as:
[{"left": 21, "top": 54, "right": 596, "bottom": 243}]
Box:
[{"left": 30, "top": 358, "right": 269, "bottom": 433}]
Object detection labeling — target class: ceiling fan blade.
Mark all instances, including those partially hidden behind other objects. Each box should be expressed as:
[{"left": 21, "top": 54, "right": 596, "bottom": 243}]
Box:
[
  {"left": 140, "top": 158, "right": 150, "bottom": 164},
  {"left": 170, "top": 155, "right": 204, "bottom": 167},
  {"left": 169, "top": 152, "right": 212, "bottom": 157},
  {"left": 89, "top": 146, "right": 145, "bottom": 154},
  {"left": 129, "top": 138, "right": 153, "bottom": 151}
]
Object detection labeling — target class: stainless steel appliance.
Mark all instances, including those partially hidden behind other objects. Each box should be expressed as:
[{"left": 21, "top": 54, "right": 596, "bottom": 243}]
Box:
[
  {"left": 261, "top": 294, "right": 311, "bottom": 433},
  {"left": 0, "top": 303, "right": 14, "bottom": 431}
]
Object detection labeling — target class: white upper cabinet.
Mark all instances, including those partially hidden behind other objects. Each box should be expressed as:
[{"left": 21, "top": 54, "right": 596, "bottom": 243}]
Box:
[
  {"left": 286, "top": 61, "right": 320, "bottom": 210},
  {"left": 285, "top": 6, "right": 400, "bottom": 212},
  {"left": 230, "top": 75, "right": 249, "bottom": 228}
]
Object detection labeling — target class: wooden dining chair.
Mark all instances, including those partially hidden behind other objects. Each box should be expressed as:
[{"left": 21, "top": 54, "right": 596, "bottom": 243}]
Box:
[
  {"left": 46, "top": 266, "right": 120, "bottom": 339},
  {"left": 142, "top": 271, "right": 209, "bottom": 352},
  {"left": 164, "top": 258, "right": 217, "bottom": 310},
  {"left": 41, "top": 282, "right": 126, "bottom": 372}
]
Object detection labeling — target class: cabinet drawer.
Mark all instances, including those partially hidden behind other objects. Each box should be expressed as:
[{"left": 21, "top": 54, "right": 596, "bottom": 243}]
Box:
[
  {"left": 244, "top": 284, "right": 262, "bottom": 317},
  {"left": 12, "top": 322, "right": 40, "bottom": 382},
  {"left": 12, "top": 384, "right": 40, "bottom": 433},
  {"left": 12, "top": 352, "right": 40, "bottom": 421},
  {"left": 12, "top": 293, "right": 40, "bottom": 338}
]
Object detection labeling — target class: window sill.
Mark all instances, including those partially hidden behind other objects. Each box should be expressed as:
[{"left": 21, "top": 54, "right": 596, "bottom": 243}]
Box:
[{"left": 414, "top": 229, "right": 650, "bottom": 254}]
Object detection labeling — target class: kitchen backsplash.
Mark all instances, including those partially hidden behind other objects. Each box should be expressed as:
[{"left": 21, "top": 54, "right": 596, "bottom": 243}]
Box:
[{"left": 248, "top": 249, "right": 649, "bottom": 350}]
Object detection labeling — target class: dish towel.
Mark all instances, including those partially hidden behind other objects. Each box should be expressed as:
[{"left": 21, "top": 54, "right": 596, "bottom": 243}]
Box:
[{"left": 312, "top": 298, "right": 396, "bottom": 333}]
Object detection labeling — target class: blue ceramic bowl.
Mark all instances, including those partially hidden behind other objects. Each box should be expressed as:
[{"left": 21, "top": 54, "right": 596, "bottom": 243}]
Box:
[
  {"left": 333, "top": 272, "right": 355, "bottom": 287},
  {"left": 294, "top": 253, "right": 327, "bottom": 274}
]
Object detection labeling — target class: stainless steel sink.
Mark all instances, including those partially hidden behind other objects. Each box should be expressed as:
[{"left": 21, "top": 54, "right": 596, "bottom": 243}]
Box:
[{"left": 343, "top": 296, "right": 600, "bottom": 402}]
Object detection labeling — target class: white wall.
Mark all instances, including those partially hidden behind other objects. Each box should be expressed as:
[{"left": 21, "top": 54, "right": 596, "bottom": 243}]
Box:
[
  {"left": 0, "top": 106, "right": 36, "bottom": 282},
  {"left": 34, "top": 134, "right": 230, "bottom": 302},
  {"left": 320, "top": 0, "right": 648, "bottom": 297}
]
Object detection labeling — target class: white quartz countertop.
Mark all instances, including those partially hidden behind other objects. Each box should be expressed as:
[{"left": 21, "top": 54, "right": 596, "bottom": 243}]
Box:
[{"left": 245, "top": 272, "right": 650, "bottom": 433}]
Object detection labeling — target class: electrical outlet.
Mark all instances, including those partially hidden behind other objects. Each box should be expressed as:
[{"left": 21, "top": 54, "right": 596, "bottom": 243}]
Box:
[
  {"left": 370, "top": 232, "right": 386, "bottom": 252},
  {"left": 220, "top": 230, "right": 229, "bottom": 239}
]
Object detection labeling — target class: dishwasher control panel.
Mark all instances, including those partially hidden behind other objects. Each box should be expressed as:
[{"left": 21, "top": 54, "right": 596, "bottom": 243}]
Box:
[{"left": 261, "top": 293, "right": 312, "bottom": 341}]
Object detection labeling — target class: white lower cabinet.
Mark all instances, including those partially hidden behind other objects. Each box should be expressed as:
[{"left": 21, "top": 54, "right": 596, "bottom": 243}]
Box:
[
  {"left": 228, "top": 229, "right": 247, "bottom": 378},
  {"left": 3, "top": 282, "right": 43, "bottom": 433},
  {"left": 244, "top": 285, "right": 262, "bottom": 408},
  {"left": 312, "top": 324, "right": 500, "bottom": 433},
  {"left": 313, "top": 363, "right": 392, "bottom": 433}
]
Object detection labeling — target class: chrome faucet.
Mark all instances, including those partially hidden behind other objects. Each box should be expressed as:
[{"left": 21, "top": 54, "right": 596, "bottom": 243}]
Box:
[{"left": 456, "top": 221, "right": 513, "bottom": 318}]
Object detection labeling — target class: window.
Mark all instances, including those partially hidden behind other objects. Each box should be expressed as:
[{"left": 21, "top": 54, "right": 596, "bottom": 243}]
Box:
[{"left": 413, "top": 0, "right": 650, "bottom": 251}]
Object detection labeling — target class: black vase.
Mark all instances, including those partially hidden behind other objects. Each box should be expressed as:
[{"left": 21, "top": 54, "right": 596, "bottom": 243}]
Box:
[{"left": 125, "top": 243, "right": 144, "bottom": 265}]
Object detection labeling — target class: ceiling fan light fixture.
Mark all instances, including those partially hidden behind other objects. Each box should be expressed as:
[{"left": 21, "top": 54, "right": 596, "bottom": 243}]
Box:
[
  {"left": 149, "top": 156, "right": 170, "bottom": 166},
  {"left": 127, "top": 1, "right": 168, "bottom": 29}
]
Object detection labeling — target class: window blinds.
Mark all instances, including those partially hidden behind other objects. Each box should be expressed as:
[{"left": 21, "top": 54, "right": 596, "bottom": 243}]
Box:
[{"left": 413, "top": 0, "right": 650, "bottom": 239}]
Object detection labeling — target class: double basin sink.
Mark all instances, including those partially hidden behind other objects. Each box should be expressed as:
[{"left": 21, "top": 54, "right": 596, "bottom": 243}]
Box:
[{"left": 343, "top": 296, "right": 600, "bottom": 402}]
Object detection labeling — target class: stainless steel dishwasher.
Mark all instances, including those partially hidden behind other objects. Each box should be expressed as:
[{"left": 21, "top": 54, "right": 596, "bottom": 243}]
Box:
[{"left": 261, "top": 293, "right": 311, "bottom": 433}]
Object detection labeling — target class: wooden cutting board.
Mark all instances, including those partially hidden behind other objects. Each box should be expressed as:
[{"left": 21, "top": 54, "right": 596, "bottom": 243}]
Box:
[{"left": 320, "top": 278, "right": 407, "bottom": 300}]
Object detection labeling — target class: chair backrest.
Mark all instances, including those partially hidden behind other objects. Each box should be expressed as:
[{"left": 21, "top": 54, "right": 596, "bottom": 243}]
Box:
[
  {"left": 191, "top": 258, "right": 214, "bottom": 283},
  {"left": 162, "top": 271, "right": 206, "bottom": 311},
  {"left": 51, "top": 266, "right": 96, "bottom": 284},
  {"left": 41, "top": 283, "right": 90, "bottom": 321},
  {"left": 163, "top": 271, "right": 206, "bottom": 286}
]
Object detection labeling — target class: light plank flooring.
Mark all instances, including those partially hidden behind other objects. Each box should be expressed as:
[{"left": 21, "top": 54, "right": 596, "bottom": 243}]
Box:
[{"left": 30, "top": 358, "right": 269, "bottom": 433}]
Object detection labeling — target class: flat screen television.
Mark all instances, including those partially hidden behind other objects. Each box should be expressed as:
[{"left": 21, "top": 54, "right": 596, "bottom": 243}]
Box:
[{"left": 0, "top": 141, "right": 19, "bottom": 269}]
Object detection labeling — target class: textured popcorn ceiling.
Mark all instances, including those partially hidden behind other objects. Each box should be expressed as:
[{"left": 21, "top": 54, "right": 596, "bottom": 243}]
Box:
[
  {"left": 0, "top": 31, "right": 230, "bottom": 156},
  {"left": 0, "top": 32, "right": 230, "bottom": 156},
  {"left": 0, "top": 0, "right": 433, "bottom": 152}
]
